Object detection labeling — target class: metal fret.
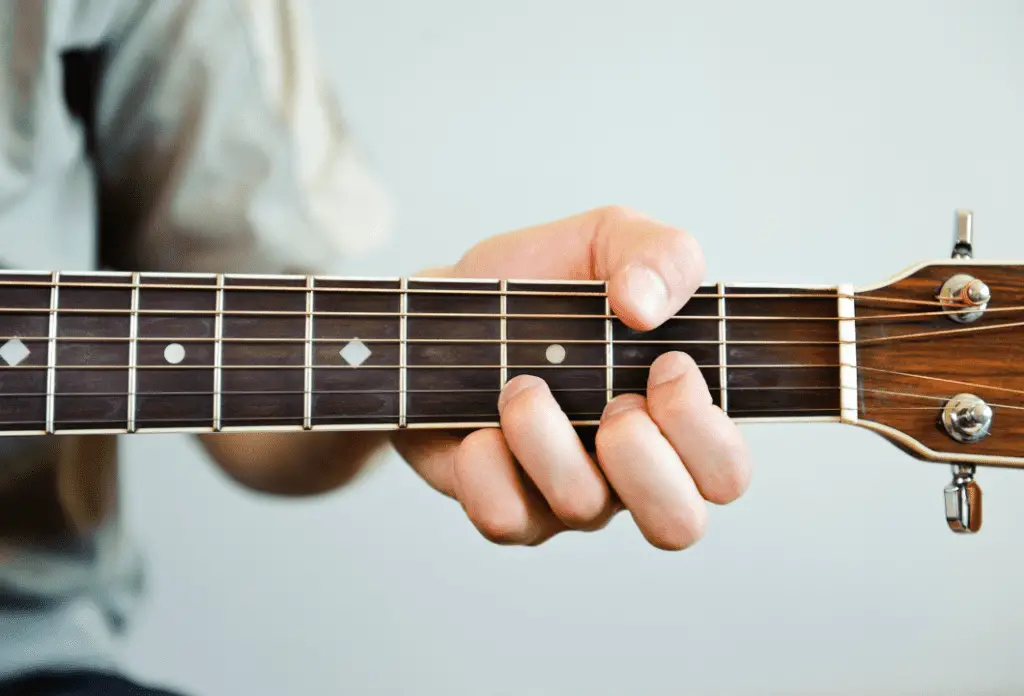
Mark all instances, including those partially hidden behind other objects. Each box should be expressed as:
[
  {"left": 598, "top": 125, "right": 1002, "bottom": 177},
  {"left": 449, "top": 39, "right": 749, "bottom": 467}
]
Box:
[
  {"left": 127, "top": 272, "right": 140, "bottom": 432},
  {"left": 605, "top": 285, "right": 613, "bottom": 404},
  {"left": 45, "top": 271, "right": 58, "bottom": 434},
  {"left": 213, "top": 274, "right": 224, "bottom": 430},
  {"left": 500, "top": 279, "right": 508, "bottom": 388},
  {"left": 399, "top": 277, "right": 408, "bottom": 427},
  {"left": 837, "top": 283, "right": 858, "bottom": 423},
  {"left": 303, "top": 275, "right": 314, "bottom": 430},
  {"left": 717, "top": 281, "right": 728, "bottom": 413}
]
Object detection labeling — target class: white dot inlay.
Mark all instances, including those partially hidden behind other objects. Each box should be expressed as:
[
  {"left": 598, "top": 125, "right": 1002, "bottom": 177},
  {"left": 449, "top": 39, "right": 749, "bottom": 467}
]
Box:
[
  {"left": 545, "top": 343, "right": 566, "bottom": 365},
  {"left": 340, "top": 339, "right": 372, "bottom": 366},
  {"left": 0, "top": 338, "right": 30, "bottom": 367},
  {"left": 164, "top": 343, "right": 186, "bottom": 365}
]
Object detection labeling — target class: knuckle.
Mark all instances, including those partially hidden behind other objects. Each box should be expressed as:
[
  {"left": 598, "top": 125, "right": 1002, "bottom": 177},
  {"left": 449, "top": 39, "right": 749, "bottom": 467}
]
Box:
[
  {"left": 665, "top": 228, "right": 706, "bottom": 285},
  {"left": 499, "top": 381, "right": 548, "bottom": 434},
  {"left": 703, "top": 435, "right": 752, "bottom": 505},
  {"left": 594, "top": 204, "right": 642, "bottom": 226},
  {"left": 548, "top": 481, "right": 610, "bottom": 530},
  {"left": 650, "top": 373, "right": 699, "bottom": 421},
  {"left": 473, "top": 504, "right": 533, "bottom": 545},
  {"left": 646, "top": 504, "right": 708, "bottom": 551},
  {"left": 658, "top": 396, "right": 689, "bottom": 426}
]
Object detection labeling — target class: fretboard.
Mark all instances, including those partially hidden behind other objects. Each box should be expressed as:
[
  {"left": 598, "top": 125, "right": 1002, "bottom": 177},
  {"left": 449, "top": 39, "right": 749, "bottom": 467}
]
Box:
[{"left": 0, "top": 272, "right": 854, "bottom": 436}]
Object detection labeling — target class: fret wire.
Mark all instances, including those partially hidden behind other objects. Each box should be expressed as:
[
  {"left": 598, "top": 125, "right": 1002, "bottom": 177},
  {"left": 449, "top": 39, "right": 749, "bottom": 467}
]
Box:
[
  {"left": 500, "top": 280, "right": 508, "bottom": 389},
  {"left": 303, "top": 275, "right": 314, "bottom": 430},
  {"left": 399, "top": 277, "right": 408, "bottom": 428},
  {"left": 213, "top": 274, "right": 224, "bottom": 431},
  {"left": 717, "top": 281, "right": 728, "bottom": 413},
  {"left": 127, "top": 272, "right": 140, "bottom": 433},
  {"left": 45, "top": 271, "right": 59, "bottom": 434},
  {"left": 605, "top": 285, "right": 613, "bottom": 405}
]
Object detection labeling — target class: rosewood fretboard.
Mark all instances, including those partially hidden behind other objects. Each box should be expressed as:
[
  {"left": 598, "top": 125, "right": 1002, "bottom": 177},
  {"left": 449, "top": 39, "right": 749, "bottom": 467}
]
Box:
[{"left": 0, "top": 272, "right": 848, "bottom": 435}]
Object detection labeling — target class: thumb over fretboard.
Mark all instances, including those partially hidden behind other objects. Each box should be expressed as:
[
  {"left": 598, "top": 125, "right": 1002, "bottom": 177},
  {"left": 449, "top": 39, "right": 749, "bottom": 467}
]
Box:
[{"left": 0, "top": 272, "right": 854, "bottom": 435}]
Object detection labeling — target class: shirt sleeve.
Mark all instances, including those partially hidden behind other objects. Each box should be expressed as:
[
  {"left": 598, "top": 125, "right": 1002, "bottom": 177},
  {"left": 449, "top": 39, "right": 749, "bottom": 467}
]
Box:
[{"left": 92, "top": 0, "right": 392, "bottom": 275}]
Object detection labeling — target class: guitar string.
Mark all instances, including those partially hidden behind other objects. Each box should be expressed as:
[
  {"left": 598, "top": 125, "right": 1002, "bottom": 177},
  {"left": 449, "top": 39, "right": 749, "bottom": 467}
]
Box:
[
  {"left": 1, "top": 306, "right": 1023, "bottom": 347},
  {"left": 0, "top": 316, "right": 1019, "bottom": 349},
  {"left": 0, "top": 399, "right": 1020, "bottom": 429},
  {"left": 0, "top": 363, "right": 844, "bottom": 370},
  {"left": 2, "top": 356, "right": 1015, "bottom": 411},
  {"left": 0, "top": 278, "right": 969, "bottom": 307},
  {"left": 0, "top": 376, "right": 1020, "bottom": 416},
  {"left": 0, "top": 304, "right": 1012, "bottom": 322},
  {"left": 6, "top": 384, "right": 1021, "bottom": 410}
]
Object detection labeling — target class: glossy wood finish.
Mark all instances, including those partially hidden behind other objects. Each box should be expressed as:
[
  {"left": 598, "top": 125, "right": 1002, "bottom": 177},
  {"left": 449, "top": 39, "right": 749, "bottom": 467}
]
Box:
[{"left": 856, "top": 263, "right": 1024, "bottom": 467}]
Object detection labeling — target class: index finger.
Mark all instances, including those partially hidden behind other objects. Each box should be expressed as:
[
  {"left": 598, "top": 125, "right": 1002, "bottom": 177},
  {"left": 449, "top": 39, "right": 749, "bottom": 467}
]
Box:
[{"left": 447, "top": 206, "right": 706, "bottom": 330}]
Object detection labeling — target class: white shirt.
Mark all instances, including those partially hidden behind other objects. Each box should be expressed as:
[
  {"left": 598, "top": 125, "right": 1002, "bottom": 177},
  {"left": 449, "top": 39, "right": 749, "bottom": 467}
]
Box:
[{"left": 0, "top": 0, "right": 389, "bottom": 680}]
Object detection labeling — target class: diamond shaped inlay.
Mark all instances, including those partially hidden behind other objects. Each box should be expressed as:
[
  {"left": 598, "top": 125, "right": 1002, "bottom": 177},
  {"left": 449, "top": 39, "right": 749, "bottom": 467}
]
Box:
[
  {"left": 0, "top": 338, "right": 30, "bottom": 367},
  {"left": 339, "top": 339, "right": 371, "bottom": 366}
]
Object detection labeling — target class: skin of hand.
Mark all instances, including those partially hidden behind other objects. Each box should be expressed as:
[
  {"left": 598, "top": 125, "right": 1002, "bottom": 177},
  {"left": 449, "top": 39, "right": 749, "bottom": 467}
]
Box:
[{"left": 199, "top": 206, "right": 751, "bottom": 551}]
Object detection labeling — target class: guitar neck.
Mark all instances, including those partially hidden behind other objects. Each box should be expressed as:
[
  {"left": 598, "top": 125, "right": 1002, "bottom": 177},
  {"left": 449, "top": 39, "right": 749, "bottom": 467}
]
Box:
[{"left": 0, "top": 271, "right": 857, "bottom": 436}]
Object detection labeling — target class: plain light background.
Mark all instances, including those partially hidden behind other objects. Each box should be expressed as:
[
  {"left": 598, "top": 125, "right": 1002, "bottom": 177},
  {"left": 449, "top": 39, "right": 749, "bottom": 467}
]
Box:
[{"left": 110, "top": 1, "right": 1024, "bottom": 694}]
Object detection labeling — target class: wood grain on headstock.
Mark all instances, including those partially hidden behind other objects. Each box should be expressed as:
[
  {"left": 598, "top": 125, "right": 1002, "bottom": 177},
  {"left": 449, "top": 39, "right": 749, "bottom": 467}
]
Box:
[{"left": 856, "top": 263, "right": 1024, "bottom": 468}]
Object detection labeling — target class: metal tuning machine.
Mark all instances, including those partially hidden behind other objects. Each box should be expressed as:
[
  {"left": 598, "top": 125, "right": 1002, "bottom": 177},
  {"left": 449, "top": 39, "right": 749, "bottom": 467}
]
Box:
[
  {"left": 940, "top": 211, "right": 987, "bottom": 534},
  {"left": 939, "top": 210, "right": 991, "bottom": 323},
  {"left": 945, "top": 465, "right": 982, "bottom": 534}
]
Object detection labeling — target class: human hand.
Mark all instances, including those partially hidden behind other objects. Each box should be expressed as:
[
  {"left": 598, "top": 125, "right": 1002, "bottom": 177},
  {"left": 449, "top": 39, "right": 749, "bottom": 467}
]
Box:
[{"left": 392, "top": 207, "right": 751, "bottom": 550}]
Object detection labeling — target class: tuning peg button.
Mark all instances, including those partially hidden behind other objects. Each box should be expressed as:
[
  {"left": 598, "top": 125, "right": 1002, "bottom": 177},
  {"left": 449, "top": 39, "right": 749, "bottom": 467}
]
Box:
[
  {"left": 942, "top": 393, "right": 993, "bottom": 443},
  {"left": 952, "top": 209, "right": 974, "bottom": 259},
  {"left": 945, "top": 464, "right": 982, "bottom": 533}
]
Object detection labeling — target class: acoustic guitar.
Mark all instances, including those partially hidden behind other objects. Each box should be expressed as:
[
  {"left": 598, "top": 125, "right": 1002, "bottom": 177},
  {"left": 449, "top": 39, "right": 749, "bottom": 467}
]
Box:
[{"left": 0, "top": 210, "right": 1016, "bottom": 535}]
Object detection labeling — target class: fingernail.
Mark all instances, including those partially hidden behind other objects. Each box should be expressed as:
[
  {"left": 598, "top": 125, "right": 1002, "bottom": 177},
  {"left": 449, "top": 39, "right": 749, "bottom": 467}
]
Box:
[
  {"left": 622, "top": 264, "right": 669, "bottom": 324},
  {"left": 648, "top": 352, "right": 687, "bottom": 388},
  {"left": 602, "top": 395, "right": 645, "bottom": 421},
  {"left": 498, "top": 374, "right": 545, "bottom": 412}
]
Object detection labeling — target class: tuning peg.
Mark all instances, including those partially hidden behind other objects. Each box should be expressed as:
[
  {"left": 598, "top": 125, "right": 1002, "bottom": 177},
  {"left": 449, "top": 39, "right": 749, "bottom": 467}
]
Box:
[
  {"left": 944, "top": 464, "right": 982, "bottom": 533},
  {"left": 952, "top": 209, "right": 974, "bottom": 259}
]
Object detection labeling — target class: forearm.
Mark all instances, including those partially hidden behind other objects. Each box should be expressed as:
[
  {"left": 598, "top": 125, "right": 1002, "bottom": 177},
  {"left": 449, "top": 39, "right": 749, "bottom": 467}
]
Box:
[{"left": 197, "top": 431, "right": 391, "bottom": 496}]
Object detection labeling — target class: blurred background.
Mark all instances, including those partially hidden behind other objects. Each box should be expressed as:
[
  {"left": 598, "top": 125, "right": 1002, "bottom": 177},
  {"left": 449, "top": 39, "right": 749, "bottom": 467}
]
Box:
[{"left": 113, "top": 1, "right": 1024, "bottom": 694}]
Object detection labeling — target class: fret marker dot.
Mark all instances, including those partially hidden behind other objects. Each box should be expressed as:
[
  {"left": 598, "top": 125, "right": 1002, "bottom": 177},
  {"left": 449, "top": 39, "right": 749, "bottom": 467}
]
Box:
[
  {"left": 340, "top": 339, "right": 371, "bottom": 367},
  {"left": 0, "top": 338, "right": 30, "bottom": 367},
  {"left": 545, "top": 344, "right": 566, "bottom": 365},
  {"left": 164, "top": 343, "right": 186, "bottom": 365}
]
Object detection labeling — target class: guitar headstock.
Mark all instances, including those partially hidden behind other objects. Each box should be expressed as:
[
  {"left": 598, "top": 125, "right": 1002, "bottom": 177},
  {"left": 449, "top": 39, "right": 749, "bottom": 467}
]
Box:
[{"left": 853, "top": 210, "right": 1024, "bottom": 533}]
